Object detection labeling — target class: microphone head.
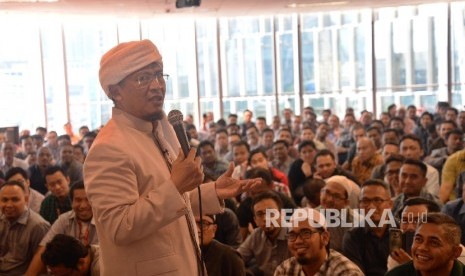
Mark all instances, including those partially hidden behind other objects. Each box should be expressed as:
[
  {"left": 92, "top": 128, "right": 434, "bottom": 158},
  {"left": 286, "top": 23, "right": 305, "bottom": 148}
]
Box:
[{"left": 168, "top": 109, "right": 184, "bottom": 126}]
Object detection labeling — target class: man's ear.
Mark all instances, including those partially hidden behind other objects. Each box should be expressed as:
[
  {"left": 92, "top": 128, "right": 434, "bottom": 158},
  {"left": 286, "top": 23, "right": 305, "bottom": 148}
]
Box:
[
  {"left": 108, "top": 84, "right": 122, "bottom": 103},
  {"left": 453, "top": 245, "right": 462, "bottom": 259}
]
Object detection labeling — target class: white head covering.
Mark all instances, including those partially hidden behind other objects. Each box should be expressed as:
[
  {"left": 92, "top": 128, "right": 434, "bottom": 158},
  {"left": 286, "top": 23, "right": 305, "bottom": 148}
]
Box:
[
  {"left": 325, "top": 175, "right": 352, "bottom": 196},
  {"left": 99, "top": 39, "right": 162, "bottom": 96}
]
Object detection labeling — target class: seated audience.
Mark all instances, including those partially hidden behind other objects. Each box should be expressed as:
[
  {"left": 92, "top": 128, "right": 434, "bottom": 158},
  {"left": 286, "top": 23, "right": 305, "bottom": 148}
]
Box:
[
  {"left": 287, "top": 141, "right": 317, "bottom": 205},
  {"left": 0, "top": 181, "right": 50, "bottom": 275},
  {"left": 386, "top": 213, "right": 465, "bottom": 275},
  {"left": 274, "top": 208, "right": 363, "bottom": 276},
  {"left": 195, "top": 215, "right": 245, "bottom": 276},
  {"left": 41, "top": 234, "right": 100, "bottom": 276},
  {"left": 238, "top": 191, "right": 290, "bottom": 276}
]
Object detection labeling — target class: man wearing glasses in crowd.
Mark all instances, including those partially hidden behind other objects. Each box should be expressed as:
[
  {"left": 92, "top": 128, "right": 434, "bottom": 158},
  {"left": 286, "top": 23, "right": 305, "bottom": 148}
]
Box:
[
  {"left": 342, "top": 179, "right": 396, "bottom": 275},
  {"left": 274, "top": 208, "right": 363, "bottom": 275}
]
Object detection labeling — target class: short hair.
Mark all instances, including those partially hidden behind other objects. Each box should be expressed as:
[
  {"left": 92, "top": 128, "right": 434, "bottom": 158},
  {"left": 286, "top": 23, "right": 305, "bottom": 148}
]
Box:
[
  {"left": 57, "top": 134, "right": 71, "bottom": 142},
  {"left": 302, "top": 178, "right": 326, "bottom": 206},
  {"left": 277, "top": 128, "right": 292, "bottom": 137},
  {"left": 19, "top": 135, "right": 32, "bottom": 143},
  {"left": 5, "top": 167, "right": 28, "bottom": 182},
  {"left": 402, "top": 197, "right": 441, "bottom": 213},
  {"left": 36, "top": 126, "right": 47, "bottom": 133},
  {"left": 215, "top": 128, "right": 228, "bottom": 136},
  {"left": 41, "top": 234, "right": 89, "bottom": 269},
  {"left": 447, "top": 107, "right": 459, "bottom": 115},
  {"left": 44, "top": 166, "right": 68, "bottom": 178},
  {"left": 389, "top": 116, "right": 404, "bottom": 125},
  {"left": 273, "top": 139, "right": 289, "bottom": 148},
  {"left": 245, "top": 167, "right": 272, "bottom": 185},
  {"left": 298, "top": 140, "right": 316, "bottom": 152},
  {"left": 246, "top": 125, "right": 259, "bottom": 132},
  {"left": 385, "top": 154, "right": 405, "bottom": 167},
  {"left": 69, "top": 181, "right": 85, "bottom": 202},
  {"left": 407, "top": 105, "right": 416, "bottom": 110},
  {"left": 232, "top": 140, "right": 250, "bottom": 153},
  {"left": 402, "top": 158, "right": 427, "bottom": 177},
  {"left": 441, "top": 120, "right": 458, "bottom": 129},
  {"left": 387, "top": 104, "right": 397, "bottom": 112},
  {"left": 31, "top": 134, "right": 44, "bottom": 142},
  {"left": 228, "top": 113, "right": 238, "bottom": 119},
  {"left": 314, "top": 149, "right": 335, "bottom": 162},
  {"left": 256, "top": 116, "right": 266, "bottom": 122},
  {"left": 0, "top": 180, "right": 26, "bottom": 192},
  {"left": 322, "top": 109, "right": 331, "bottom": 114},
  {"left": 362, "top": 179, "right": 389, "bottom": 191},
  {"left": 198, "top": 140, "right": 215, "bottom": 150},
  {"left": 78, "top": 125, "right": 89, "bottom": 132},
  {"left": 83, "top": 131, "right": 97, "bottom": 139},
  {"left": 417, "top": 213, "right": 462, "bottom": 246},
  {"left": 420, "top": 111, "right": 434, "bottom": 121},
  {"left": 262, "top": 128, "right": 274, "bottom": 135},
  {"left": 185, "top": 124, "right": 197, "bottom": 131},
  {"left": 445, "top": 129, "right": 463, "bottom": 140},
  {"left": 367, "top": 126, "right": 382, "bottom": 135},
  {"left": 73, "top": 144, "right": 84, "bottom": 153},
  {"left": 248, "top": 148, "right": 268, "bottom": 164},
  {"left": 400, "top": 134, "right": 422, "bottom": 148},
  {"left": 251, "top": 191, "right": 283, "bottom": 211}
]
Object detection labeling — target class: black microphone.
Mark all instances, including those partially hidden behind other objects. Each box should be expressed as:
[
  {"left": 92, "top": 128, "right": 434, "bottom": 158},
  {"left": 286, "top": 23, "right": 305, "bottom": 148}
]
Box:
[{"left": 167, "top": 110, "right": 191, "bottom": 157}]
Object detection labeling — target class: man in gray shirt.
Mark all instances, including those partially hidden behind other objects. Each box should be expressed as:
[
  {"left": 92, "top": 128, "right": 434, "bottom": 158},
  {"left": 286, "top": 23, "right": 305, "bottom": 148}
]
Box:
[
  {"left": 0, "top": 180, "right": 50, "bottom": 275},
  {"left": 237, "top": 191, "right": 290, "bottom": 276}
]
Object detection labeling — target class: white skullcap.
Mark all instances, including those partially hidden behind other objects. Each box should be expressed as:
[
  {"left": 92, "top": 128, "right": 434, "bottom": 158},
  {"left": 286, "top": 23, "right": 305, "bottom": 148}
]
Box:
[
  {"left": 290, "top": 208, "right": 327, "bottom": 230},
  {"left": 325, "top": 175, "right": 352, "bottom": 196},
  {"left": 99, "top": 39, "right": 162, "bottom": 96}
]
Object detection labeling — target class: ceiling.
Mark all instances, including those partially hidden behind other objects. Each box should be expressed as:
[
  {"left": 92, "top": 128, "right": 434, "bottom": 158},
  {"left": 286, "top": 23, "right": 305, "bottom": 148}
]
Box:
[{"left": 0, "top": 0, "right": 446, "bottom": 17}]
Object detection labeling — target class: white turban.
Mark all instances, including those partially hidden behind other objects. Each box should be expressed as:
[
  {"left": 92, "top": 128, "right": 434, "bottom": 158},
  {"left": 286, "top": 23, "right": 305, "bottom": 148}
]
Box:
[
  {"left": 99, "top": 39, "right": 162, "bottom": 96},
  {"left": 325, "top": 175, "right": 352, "bottom": 196}
]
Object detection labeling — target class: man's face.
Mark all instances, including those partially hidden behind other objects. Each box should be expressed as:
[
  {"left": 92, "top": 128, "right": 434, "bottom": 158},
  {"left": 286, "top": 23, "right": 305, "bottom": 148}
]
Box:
[
  {"left": 382, "top": 144, "right": 399, "bottom": 161},
  {"left": 400, "top": 139, "right": 423, "bottom": 160},
  {"left": 72, "top": 189, "right": 93, "bottom": 222},
  {"left": 7, "top": 173, "right": 31, "bottom": 189},
  {"left": 440, "top": 123, "right": 454, "bottom": 139},
  {"left": 256, "top": 119, "right": 267, "bottom": 132},
  {"left": 380, "top": 114, "right": 390, "bottom": 127},
  {"left": 215, "top": 132, "right": 228, "bottom": 149},
  {"left": 244, "top": 111, "right": 253, "bottom": 123},
  {"left": 328, "top": 115, "right": 339, "bottom": 129},
  {"left": 112, "top": 62, "right": 166, "bottom": 121},
  {"left": 22, "top": 137, "right": 34, "bottom": 153},
  {"left": 352, "top": 128, "right": 366, "bottom": 142},
  {"left": 315, "top": 155, "right": 336, "bottom": 179},
  {"left": 359, "top": 185, "right": 392, "bottom": 223},
  {"left": 253, "top": 198, "right": 280, "bottom": 235},
  {"left": 293, "top": 116, "right": 302, "bottom": 131},
  {"left": 322, "top": 111, "right": 330, "bottom": 122},
  {"left": 400, "top": 204, "right": 428, "bottom": 233},
  {"left": 195, "top": 216, "right": 217, "bottom": 246},
  {"left": 272, "top": 116, "right": 281, "bottom": 129},
  {"left": 262, "top": 131, "right": 274, "bottom": 148},
  {"left": 390, "top": 120, "right": 404, "bottom": 130},
  {"left": 316, "top": 124, "right": 328, "bottom": 140},
  {"left": 343, "top": 116, "right": 355, "bottom": 129},
  {"left": 382, "top": 131, "right": 398, "bottom": 145},
  {"left": 246, "top": 128, "right": 259, "bottom": 145},
  {"left": 458, "top": 112, "right": 465, "bottom": 128},
  {"left": 199, "top": 145, "right": 216, "bottom": 164},
  {"left": 367, "top": 129, "right": 382, "bottom": 148},
  {"left": 250, "top": 152, "right": 269, "bottom": 170},
  {"left": 37, "top": 147, "right": 53, "bottom": 167},
  {"left": 2, "top": 142, "right": 15, "bottom": 163},
  {"left": 356, "top": 139, "right": 375, "bottom": 162},
  {"left": 45, "top": 171, "right": 70, "bottom": 199},
  {"left": 407, "top": 107, "right": 417, "bottom": 119},
  {"left": 446, "top": 133, "right": 463, "bottom": 152},
  {"left": 233, "top": 145, "right": 249, "bottom": 165},
  {"left": 273, "top": 142, "right": 288, "bottom": 160},
  {"left": 412, "top": 223, "right": 461, "bottom": 274},
  {"left": 320, "top": 181, "right": 348, "bottom": 210},
  {"left": 0, "top": 185, "right": 27, "bottom": 222},
  {"left": 300, "top": 129, "right": 315, "bottom": 141},
  {"left": 60, "top": 145, "right": 74, "bottom": 164},
  {"left": 446, "top": 110, "right": 457, "bottom": 122},
  {"left": 299, "top": 145, "right": 316, "bottom": 164},
  {"left": 278, "top": 130, "right": 293, "bottom": 145},
  {"left": 384, "top": 161, "right": 402, "bottom": 192},
  {"left": 187, "top": 128, "right": 198, "bottom": 140},
  {"left": 83, "top": 137, "right": 95, "bottom": 151},
  {"left": 79, "top": 127, "right": 89, "bottom": 138},
  {"left": 399, "top": 164, "right": 427, "bottom": 197},
  {"left": 47, "top": 132, "right": 58, "bottom": 145},
  {"left": 73, "top": 147, "right": 85, "bottom": 163},
  {"left": 287, "top": 219, "right": 329, "bottom": 265},
  {"left": 228, "top": 116, "right": 237, "bottom": 125},
  {"left": 420, "top": 115, "right": 432, "bottom": 129}
]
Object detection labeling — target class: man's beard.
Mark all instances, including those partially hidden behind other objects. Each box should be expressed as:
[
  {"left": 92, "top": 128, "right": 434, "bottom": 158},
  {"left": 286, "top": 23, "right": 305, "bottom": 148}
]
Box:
[
  {"left": 150, "top": 112, "right": 164, "bottom": 121},
  {"left": 296, "top": 256, "right": 311, "bottom": 265}
]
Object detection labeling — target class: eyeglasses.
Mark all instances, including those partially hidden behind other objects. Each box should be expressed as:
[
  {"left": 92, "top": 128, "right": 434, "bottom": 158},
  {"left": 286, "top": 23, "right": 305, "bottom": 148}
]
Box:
[
  {"left": 359, "top": 197, "right": 390, "bottom": 206},
  {"left": 136, "top": 72, "right": 169, "bottom": 88},
  {"left": 321, "top": 188, "right": 347, "bottom": 201},
  {"left": 287, "top": 229, "right": 319, "bottom": 242},
  {"left": 195, "top": 220, "right": 215, "bottom": 230}
]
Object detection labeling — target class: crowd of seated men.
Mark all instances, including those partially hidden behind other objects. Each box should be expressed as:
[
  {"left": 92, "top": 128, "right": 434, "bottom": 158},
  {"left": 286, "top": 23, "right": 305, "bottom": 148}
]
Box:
[{"left": 1, "top": 101, "right": 465, "bottom": 275}]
